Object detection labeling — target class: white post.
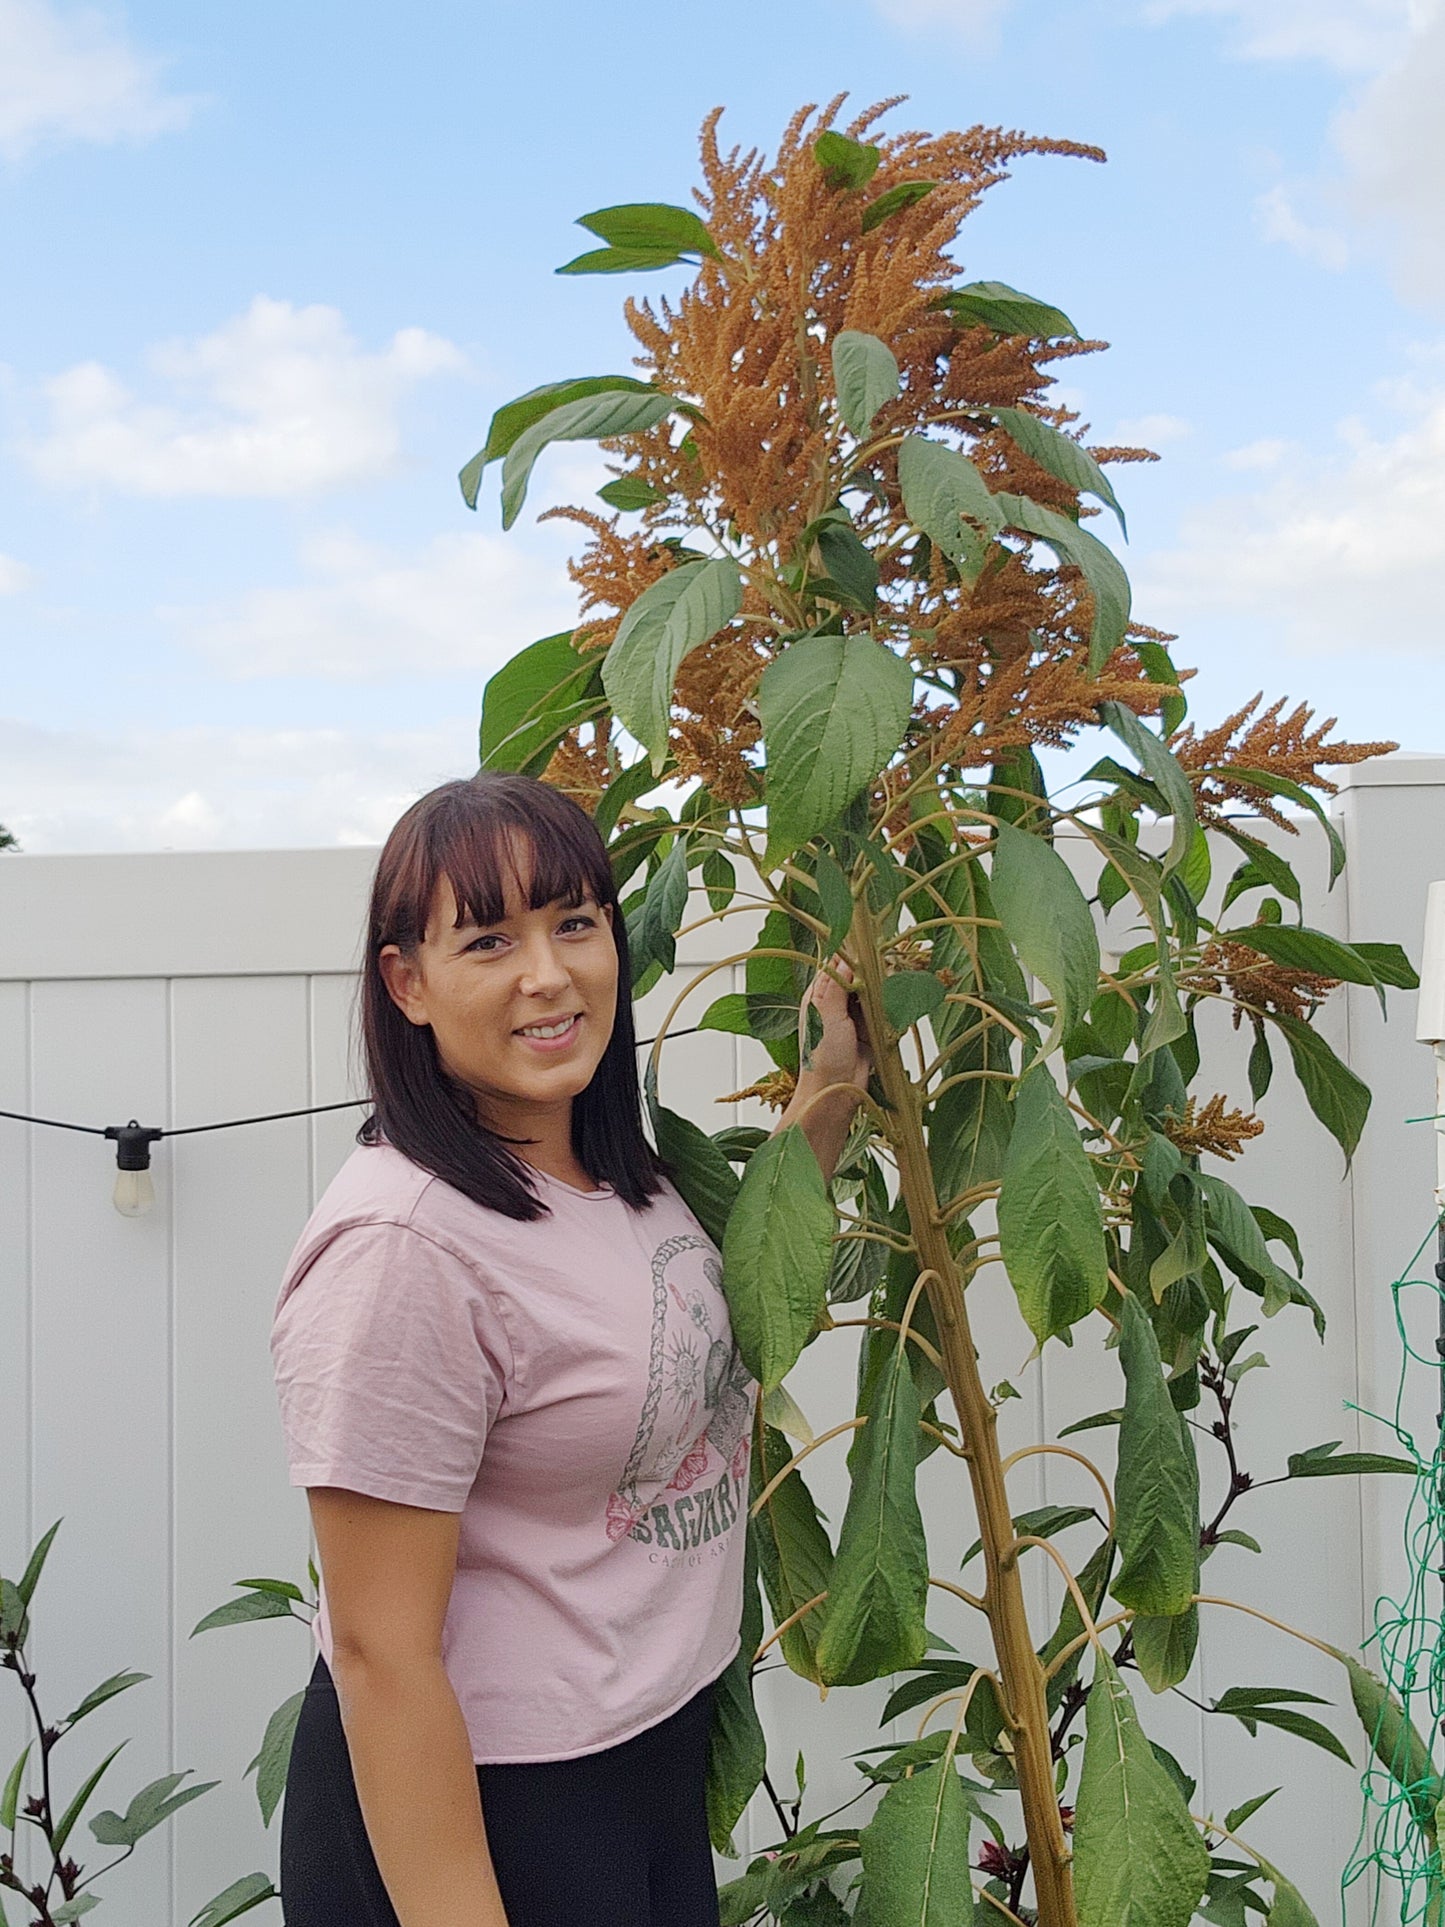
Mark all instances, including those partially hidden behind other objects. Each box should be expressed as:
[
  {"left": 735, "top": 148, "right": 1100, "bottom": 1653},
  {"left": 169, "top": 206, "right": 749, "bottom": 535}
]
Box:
[{"left": 1416, "top": 881, "right": 1445, "bottom": 1211}]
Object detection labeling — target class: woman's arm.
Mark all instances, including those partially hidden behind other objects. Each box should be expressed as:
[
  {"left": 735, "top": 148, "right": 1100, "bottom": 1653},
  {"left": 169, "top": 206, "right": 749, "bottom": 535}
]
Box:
[
  {"left": 307, "top": 1487, "right": 512, "bottom": 1927},
  {"left": 773, "top": 958, "right": 872, "bottom": 1181}
]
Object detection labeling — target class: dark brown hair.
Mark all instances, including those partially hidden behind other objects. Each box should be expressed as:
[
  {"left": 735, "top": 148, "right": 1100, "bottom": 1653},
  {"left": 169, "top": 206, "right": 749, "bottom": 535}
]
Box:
[{"left": 358, "top": 772, "right": 665, "bottom": 1219}]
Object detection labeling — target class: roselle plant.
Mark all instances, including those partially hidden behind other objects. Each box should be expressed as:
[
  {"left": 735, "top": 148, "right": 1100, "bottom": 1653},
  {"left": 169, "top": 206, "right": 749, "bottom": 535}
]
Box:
[
  {"left": 453, "top": 99, "right": 1441, "bottom": 1924},
  {"left": 0, "top": 1520, "right": 275, "bottom": 1927}
]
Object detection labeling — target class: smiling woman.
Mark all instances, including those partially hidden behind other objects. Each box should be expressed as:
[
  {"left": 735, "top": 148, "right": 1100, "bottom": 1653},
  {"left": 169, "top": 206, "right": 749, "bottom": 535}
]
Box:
[{"left": 268, "top": 768, "right": 867, "bottom": 1927}]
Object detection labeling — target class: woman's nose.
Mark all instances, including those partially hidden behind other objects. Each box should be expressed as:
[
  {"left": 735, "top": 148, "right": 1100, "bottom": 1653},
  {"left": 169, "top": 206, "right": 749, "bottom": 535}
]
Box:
[{"left": 516, "top": 938, "right": 570, "bottom": 995}]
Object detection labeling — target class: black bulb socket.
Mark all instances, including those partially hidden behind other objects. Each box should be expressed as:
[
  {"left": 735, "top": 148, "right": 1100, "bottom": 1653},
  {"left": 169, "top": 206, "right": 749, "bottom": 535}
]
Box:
[{"left": 104, "top": 1122, "right": 165, "bottom": 1172}]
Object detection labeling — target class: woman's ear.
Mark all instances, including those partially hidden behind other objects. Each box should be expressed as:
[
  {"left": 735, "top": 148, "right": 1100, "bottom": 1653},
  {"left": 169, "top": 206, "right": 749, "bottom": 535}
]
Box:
[{"left": 378, "top": 945, "right": 431, "bottom": 1027}]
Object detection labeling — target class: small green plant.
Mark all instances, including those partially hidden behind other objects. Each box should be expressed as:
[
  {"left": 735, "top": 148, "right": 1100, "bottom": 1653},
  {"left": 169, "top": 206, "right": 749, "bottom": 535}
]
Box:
[
  {"left": 0, "top": 1520, "right": 276, "bottom": 1926},
  {"left": 190, "top": 1568, "right": 319, "bottom": 1831}
]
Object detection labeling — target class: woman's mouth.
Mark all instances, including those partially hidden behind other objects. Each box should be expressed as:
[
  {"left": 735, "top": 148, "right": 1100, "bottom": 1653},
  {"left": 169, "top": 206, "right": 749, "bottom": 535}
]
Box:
[{"left": 514, "top": 1013, "right": 582, "bottom": 1052}]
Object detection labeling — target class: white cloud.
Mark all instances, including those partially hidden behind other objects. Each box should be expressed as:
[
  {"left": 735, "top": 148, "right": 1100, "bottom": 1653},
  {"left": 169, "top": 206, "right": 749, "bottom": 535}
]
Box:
[
  {"left": 0, "top": 714, "right": 467, "bottom": 851},
  {"left": 28, "top": 296, "right": 466, "bottom": 497},
  {"left": 870, "top": 0, "right": 1012, "bottom": 42},
  {"left": 172, "top": 525, "right": 579, "bottom": 681},
  {"left": 1253, "top": 184, "right": 1349, "bottom": 271},
  {"left": 1222, "top": 437, "right": 1291, "bottom": 470},
  {"left": 1336, "top": 5, "right": 1445, "bottom": 303},
  {"left": 0, "top": 554, "right": 31, "bottom": 592},
  {"left": 1109, "top": 412, "right": 1192, "bottom": 447},
  {"left": 1143, "top": 0, "right": 1415, "bottom": 71},
  {"left": 1137, "top": 353, "right": 1445, "bottom": 654},
  {"left": 0, "top": 0, "right": 194, "bottom": 160}
]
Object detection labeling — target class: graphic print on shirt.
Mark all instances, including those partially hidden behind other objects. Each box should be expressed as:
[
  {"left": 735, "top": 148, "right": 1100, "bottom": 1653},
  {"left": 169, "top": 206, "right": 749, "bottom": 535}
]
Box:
[{"left": 604, "top": 1232, "right": 755, "bottom": 1549}]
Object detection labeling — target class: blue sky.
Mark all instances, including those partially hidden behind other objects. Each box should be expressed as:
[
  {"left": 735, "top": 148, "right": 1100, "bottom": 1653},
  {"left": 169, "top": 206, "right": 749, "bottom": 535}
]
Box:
[{"left": 0, "top": 0, "right": 1441, "bottom": 850}]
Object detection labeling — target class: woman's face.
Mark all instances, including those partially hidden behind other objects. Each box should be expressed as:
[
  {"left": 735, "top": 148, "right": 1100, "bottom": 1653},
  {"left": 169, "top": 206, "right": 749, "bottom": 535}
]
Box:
[{"left": 378, "top": 844, "right": 619, "bottom": 1131}]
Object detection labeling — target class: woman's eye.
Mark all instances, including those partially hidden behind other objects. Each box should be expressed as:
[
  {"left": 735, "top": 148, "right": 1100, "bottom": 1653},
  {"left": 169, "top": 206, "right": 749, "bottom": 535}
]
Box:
[
  {"left": 560, "top": 915, "right": 596, "bottom": 934},
  {"left": 467, "top": 934, "right": 505, "bottom": 953}
]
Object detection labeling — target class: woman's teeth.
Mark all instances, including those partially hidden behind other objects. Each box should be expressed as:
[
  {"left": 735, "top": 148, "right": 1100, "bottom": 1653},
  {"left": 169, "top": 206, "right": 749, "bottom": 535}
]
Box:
[{"left": 518, "top": 1017, "right": 577, "bottom": 1039}]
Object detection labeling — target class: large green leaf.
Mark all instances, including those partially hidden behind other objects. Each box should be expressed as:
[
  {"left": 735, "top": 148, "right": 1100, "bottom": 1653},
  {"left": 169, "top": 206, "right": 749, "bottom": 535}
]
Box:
[
  {"left": 995, "top": 407, "right": 1126, "bottom": 536},
  {"left": 501, "top": 388, "right": 678, "bottom": 528},
  {"left": 1285, "top": 1440, "right": 1414, "bottom": 1480},
  {"left": 754, "top": 1423, "right": 835, "bottom": 1683},
  {"left": 860, "top": 181, "right": 936, "bottom": 232},
  {"left": 604, "top": 557, "right": 743, "bottom": 772},
  {"left": 62, "top": 1669, "right": 150, "bottom": 1730},
  {"left": 1209, "top": 1686, "right": 1351, "bottom": 1766},
  {"left": 721, "top": 1125, "right": 835, "bottom": 1392},
  {"left": 459, "top": 375, "right": 658, "bottom": 507},
  {"left": 760, "top": 635, "right": 914, "bottom": 866},
  {"left": 814, "top": 1340, "right": 929, "bottom": 1686},
  {"left": 625, "top": 832, "right": 691, "bottom": 981},
  {"left": 1192, "top": 1170, "right": 1324, "bottom": 1336},
  {"left": 1255, "top": 1856, "right": 1321, "bottom": 1927},
  {"left": 557, "top": 243, "right": 698, "bottom": 275},
  {"left": 1222, "top": 921, "right": 1395, "bottom": 1014},
  {"left": 52, "top": 1742, "right": 128, "bottom": 1853},
  {"left": 1, "top": 1740, "right": 32, "bottom": 1830},
  {"left": 16, "top": 1519, "right": 60, "bottom": 1607},
  {"left": 935, "top": 281, "right": 1080, "bottom": 340},
  {"left": 247, "top": 1691, "right": 303, "bottom": 1827},
  {"left": 927, "top": 1026, "right": 1013, "bottom": 1206},
  {"left": 998, "top": 1069, "right": 1107, "bottom": 1344},
  {"left": 897, "top": 436, "right": 1004, "bottom": 574},
  {"left": 1205, "top": 765, "right": 1346, "bottom": 883},
  {"left": 990, "top": 819, "right": 1100, "bottom": 1053},
  {"left": 995, "top": 491, "right": 1131, "bottom": 672},
  {"left": 649, "top": 1102, "right": 740, "bottom": 1246},
  {"left": 1098, "top": 700, "right": 1196, "bottom": 877},
  {"left": 479, "top": 631, "right": 603, "bottom": 774},
  {"left": 571, "top": 201, "right": 719, "bottom": 258},
  {"left": 1112, "top": 1293, "right": 1200, "bottom": 1617},
  {"left": 87, "top": 1767, "right": 217, "bottom": 1848},
  {"left": 815, "top": 130, "right": 882, "bottom": 191},
  {"left": 1272, "top": 1013, "right": 1371, "bottom": 1162},
  {"left": 706, "top": 1528, "right": 766, "bottom": 1854},
  {"left": 1132, "top": 1604, "right": 1199, "bottom": 1694},
  {"left": 1335, "top": 1653, "right": 1442, "bottom": 1832},
  {"left": 855, "top": 1756, "right": 974, "bottom": 1925},
  {"left": 831, "top": 330, "right": 901, "bottom": 438},
  {"left": 815, "top": 518, "right": 879, "bottom": 609},
  {"left": 1073, "top": 1654, "right": 1210, "bottom": 1927}
]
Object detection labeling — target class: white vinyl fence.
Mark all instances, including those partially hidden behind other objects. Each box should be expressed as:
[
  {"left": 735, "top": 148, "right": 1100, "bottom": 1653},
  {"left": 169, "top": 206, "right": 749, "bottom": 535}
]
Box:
[{"left": 3, "top": 755, "right": 1445, "bottom": 1925}]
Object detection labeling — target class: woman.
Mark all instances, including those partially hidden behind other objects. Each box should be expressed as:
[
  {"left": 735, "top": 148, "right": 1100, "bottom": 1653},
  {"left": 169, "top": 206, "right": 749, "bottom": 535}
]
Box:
[{"left": 270, "top": 771, "right": 868, "bottom": 1927}]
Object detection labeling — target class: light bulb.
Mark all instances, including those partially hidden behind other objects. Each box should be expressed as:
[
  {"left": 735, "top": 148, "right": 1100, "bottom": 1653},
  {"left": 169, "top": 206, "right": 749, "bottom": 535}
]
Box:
[{"left": 113, "top": 1168, "right": 156, "bottom": 1218}]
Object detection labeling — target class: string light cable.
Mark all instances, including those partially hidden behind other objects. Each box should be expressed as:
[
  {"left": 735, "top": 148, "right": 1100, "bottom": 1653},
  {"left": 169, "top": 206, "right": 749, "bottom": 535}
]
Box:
[{"left": 0, "top": 1028, "right": 700, "bottom": 1218}]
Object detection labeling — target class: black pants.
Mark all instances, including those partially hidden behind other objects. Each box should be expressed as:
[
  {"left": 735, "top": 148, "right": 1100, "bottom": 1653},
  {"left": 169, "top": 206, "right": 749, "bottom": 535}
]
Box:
[{"left": 279, "top": 1655, "right": 723, "bottom": 1926}]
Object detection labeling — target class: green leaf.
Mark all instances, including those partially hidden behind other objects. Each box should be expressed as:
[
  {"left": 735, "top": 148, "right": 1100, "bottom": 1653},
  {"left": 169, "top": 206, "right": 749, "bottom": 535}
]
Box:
[
  {"left": 990, "top": 819, "right": 1100, "bottom": 1054},
  {"left": 1335, "top": 1655, "right": 1441, "bottom": 1832},
  {"left": 816, "top": 519, "right": 879, "bottom": 609},
  {"left": 625, "top": 832, "right": 690, "bottom": 982},
  {"left": 479, "top": 631, "right": 603, "bottom": 774},
  {"left": 1223, "top": 921, "right": 1396, "bottom": 1013},
  {"left": 707, "top": 1528, "right": 766, "bottom": 1855},
  {"left": 604, "top": 557, "right": 744, "bottom": 772},
  {"left": 1286, "top": 1440, "right": 1415, "bottom": 1480},
  {"left": 557, "top": 243, "right": 695, "bottom": 275},
  {"left": 815, "top": 1340, "right": 929, "bottom": 1685},
  {"left": 53, "top": 1742, "right": 129, "bottom": 1853},
  {"left": 1193, "top": 1171, "right": 1323, "bottom": 1335},
  {"left": 860, "top": 180, "right": 937, "bottom": 233},
  {"left": 1210, "top": 1688, "right": 1352, "bottom": 1766},
  {"left": 598, "top": 474, "right": 666, "bottom": 511},
  {"left": 1132, "top": 1605, "right": 1199, "bottom": 1693},
  {"left": 855, "top": 1756, "right": 973, "bottom": 1925},
  {"left": 63, "top": 1669, "right": 150, "bottom": 1730},
  {"left": 1219, "top": 828, "right": 1303, "bottom": 916},
  {"left": 760, "top": 635, "right": 913, "bottom": 867},
  {"left": 1352, "top": 940, "right": 1418, "bottom": 989},
  {"left": 882, "top": 971, "right": 947, "bottom": 1032},
  {"left": 831, "top": 330, "right": 901, "bottom": 437},
  {"left": 88, "top": 1767, "right": 217, "bottom": 1848},
  {"left": 187, "top": 1873, "right": 280, "bottom": 1927},
  {"left": 1, "top": 1741, "right": 32, "bottom": 1830},
  {"left": 812, "top": 850, "right": 855, "bottom": 952},
  {"left": 574, "top": 201, "right": 719, "bottom": 259},
  {"left": 935, "top": 281, "right": 1080, "bottom": 340},
  {"left": 49, "top": 1899, "right": 101, "bottom": 1924},
  {"left": 995, "top": 407, "right": 1126, "bottom": 536},
  {"left": 1209, "top": 765, "right": 1346, "bottom": 884},
  {"left": 996, "top": 491, "right": 1132, "bottom": 673},
  {"left": 593, "top": 754, "right": 666, "bottom": 839},
  {"left": 650, "top": 1099, "right": 740, "bottom": 1246},
  {"left": 1112, "top": 1293, "right": 1200, "bottom": 1617},
  {"left": 897, "top": 436, "right": 1004, "bottom": 569},
  {"left": 1256, "top": 1857, "right": 1321, "bottom": 1927},
  {"left": 501, "top": 388, "right": 678, "bottom": 529},
  {"left": 961, "top": 1503, "right": 1096, "bottom": 1571},
  {"left": 998, "top": 1068, "right": 1107, "bottom": 1344},
  {"left": 1073, "top": 1654, "right": 1211, "bottom": 1927},
  {"left": 1272, "top": 1012, "right": 1370, "bottom": 1162},
  {"left": 699, "top": 991, "right": 751, "bottom": 1036},
  {"left": 190, "top": 1586, "right": 299, "bottom": 1634},
  {"left": 722, "top": 1125, "right": 835, "bottom": 1391},
  {"left": 247, "top": 1690, "right": 303, "bottom": 1827},
  {"left": 815, "top": 130, "right": 882, "bottom": 190},
  {"left": 459, "top": 375, "right": 658, "bottom": 506},
  {"left": 754, "top": 1424, "right": 834, "bottom": 1683},
  {"left": 16, "top": 1519, "right": 61, "bottom": 1607},
  {"left": 1224, "top": 1789, "right": 1279, "bottom": 1832},
  {"left": 1098, "top": 700, "right": 1196, "bottom": 876},
  {"left": 702, "top": 848, "right": 735, "bottom": 913}
]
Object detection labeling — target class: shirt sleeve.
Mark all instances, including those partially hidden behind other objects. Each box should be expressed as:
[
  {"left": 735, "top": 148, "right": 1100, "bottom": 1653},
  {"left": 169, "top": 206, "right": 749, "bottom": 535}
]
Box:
[{"left": 270, "top": 1219, "right": 512, "bottom": 1511}]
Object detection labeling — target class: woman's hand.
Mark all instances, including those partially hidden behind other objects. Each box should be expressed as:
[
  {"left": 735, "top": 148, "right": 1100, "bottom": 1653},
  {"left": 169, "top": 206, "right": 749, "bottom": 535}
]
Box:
[{"left": 774, "top": 957, "right": 872, "bottom": 1180}]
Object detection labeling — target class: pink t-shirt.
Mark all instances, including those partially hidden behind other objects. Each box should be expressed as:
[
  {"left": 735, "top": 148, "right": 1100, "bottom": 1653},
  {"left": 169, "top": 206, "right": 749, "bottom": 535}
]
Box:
[{"left": 270, "top": 1140, "right": 758, "bottom": 1763}]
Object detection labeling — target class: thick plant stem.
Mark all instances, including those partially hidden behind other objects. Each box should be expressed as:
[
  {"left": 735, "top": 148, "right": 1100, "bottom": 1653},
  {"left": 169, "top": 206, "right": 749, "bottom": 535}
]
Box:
[{"left": 850, "top": 902, "right": 1078, "bottom": 1927}]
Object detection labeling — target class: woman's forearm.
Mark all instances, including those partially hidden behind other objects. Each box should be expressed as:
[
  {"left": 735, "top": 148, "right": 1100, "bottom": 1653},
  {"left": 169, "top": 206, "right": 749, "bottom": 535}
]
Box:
[
  {"left": 330, "top": 1648, "right": 511, "bottom": 1927},
  {"left": 776, "top": 1072, "right": 860, "bottom": 1180}
]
